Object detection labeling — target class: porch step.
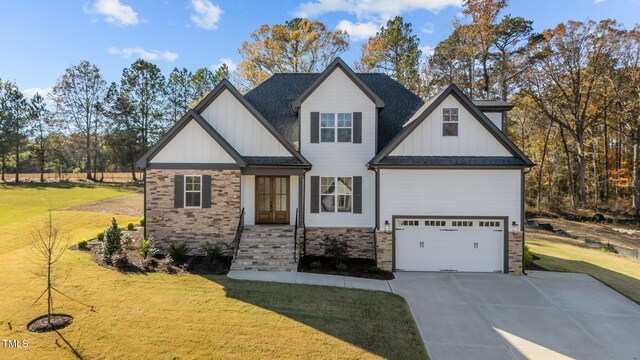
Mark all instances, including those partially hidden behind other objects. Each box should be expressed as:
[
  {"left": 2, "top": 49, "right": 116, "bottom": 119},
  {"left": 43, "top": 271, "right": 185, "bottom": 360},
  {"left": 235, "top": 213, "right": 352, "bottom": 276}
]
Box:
[{"left": 230, "top": 225, "right": 298, "bottom": 272}]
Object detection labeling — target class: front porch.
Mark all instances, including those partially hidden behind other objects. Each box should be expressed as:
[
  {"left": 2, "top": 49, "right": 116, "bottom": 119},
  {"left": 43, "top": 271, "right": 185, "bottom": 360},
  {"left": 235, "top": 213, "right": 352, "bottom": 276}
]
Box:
[{"left": 240, "top": 171, "right": 302, "bottom": 226}]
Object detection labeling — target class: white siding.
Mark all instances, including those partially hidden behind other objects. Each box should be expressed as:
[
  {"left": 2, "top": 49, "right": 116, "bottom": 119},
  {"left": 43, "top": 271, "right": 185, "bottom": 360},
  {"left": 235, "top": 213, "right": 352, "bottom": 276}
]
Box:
[
  {"left": 390, "top": 95, "right": 511, "bottom": 157},
  {"left": 484, "top": 112, "right": 503, "bottom": 130},
  {"left": 200, "top": 89, "right": 291, "bottom": 157},
  {"left": 241, "top": 175, "right": 299, "bottom": 226},
  {"left": 150, "top": 119, "right": 236, "bottom": 164},
  {"left": 379, "top": 169, "right": 521, "bottom": 229},
  {"left": 241, "top": 175, "right": 256, "bottom": 225},
  {"left": 301, "top": 67, "right": 376, "bottom": 227}
]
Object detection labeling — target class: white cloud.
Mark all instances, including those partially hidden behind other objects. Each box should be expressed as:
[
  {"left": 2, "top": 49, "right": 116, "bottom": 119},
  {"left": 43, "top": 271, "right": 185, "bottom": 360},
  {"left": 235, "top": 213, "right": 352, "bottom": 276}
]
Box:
[
  {"left": 108, "top": 47, "right": 178, "bottom": 62},
  {"left": 191, "top": 0, "right": 223, "bottom": 30},
  {"left": 593, "top": 0, "right": 605, "bottom": 3},
  {"left": 336, "top": 20, "right": 379, "bottom": 41},
  {"left": 420, "top": 45, "right": 435, "bottom": 56},
  {"left": 211, "top": 58, "right": 237, "bottom": 72},
  {"left": 86, "top": 0, "right": 139, "bottom": 27},
  {"left": 296, "top": 0, "right": 462, "bottom": 21},
  {"left": 23, "top": 87, "right": 52, "bottom": 100},
  {"left": 421, "top": 22, "right": 435, "bottom": 34}
]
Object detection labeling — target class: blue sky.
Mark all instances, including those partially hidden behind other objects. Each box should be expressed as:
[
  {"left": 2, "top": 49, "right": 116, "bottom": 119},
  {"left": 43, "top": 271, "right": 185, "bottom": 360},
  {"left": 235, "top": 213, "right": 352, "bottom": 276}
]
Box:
[{"left": 1, "top": 0, "right": 639, "bottom": 99}]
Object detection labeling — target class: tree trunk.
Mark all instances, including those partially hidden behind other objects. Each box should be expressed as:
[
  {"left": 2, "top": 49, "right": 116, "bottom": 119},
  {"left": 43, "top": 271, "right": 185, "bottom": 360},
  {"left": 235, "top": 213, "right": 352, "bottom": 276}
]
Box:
[
  {"left": 537, "top": 124, "right": 553, "bottom": 210},
  {"left": 131, "top": 163, "right": 138, "bottom": 182},
  {"left": 634, "top": 127, "right": 640, "bottom": 218},
  {"left": 85, "top": 134, "right": 92, "bottom": 181},
  {"left": 603, "top": 109, "right": 609, "bottom": 200},
  {"left": 560, "top": 128, "right": 576, "bottom": 208},
  {"left": 577, "top": 133, "right": 587, "bottom": 205},
  {"left": 1, "top": 153, "right": 5, "bottom": 181},
  {"left": 15, "top": 116, "right": 19, "bottom": 183},
  {"left": 39, "top": 134, "right": 45, "bottom": 183}
]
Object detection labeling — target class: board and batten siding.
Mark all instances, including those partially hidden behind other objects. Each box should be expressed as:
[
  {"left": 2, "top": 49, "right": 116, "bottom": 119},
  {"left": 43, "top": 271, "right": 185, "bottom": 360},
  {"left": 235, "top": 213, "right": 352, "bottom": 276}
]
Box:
[
  {"left": 241, "top": 175, "right": 299, "bottom": 226},
  {"left": 199, "top": 89, "right": 291, "bottom": 157},
  {"left": 484, "top": 112, "right": 503, "bottom": 130},
  {"left": 300, "top": 67, "right": 376, "bottom": 227},
  {"left": 390, "top": 95, "right": 511, "bottom": 157},
  {"left": 150, "top": 119, "right": 236, "bottom": 164},
  {"left": 379, "top": 169, "right": 521, "bottom": 228}
]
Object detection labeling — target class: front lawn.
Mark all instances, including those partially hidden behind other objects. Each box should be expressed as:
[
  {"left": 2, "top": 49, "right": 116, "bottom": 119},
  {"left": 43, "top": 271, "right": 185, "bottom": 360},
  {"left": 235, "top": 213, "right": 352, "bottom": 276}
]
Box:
[
  {"left": 0, "top": 183, "right": 426, "bottom": 359},
  {"left": 527, "top": 228, "right": 640, "bottom": 304}
]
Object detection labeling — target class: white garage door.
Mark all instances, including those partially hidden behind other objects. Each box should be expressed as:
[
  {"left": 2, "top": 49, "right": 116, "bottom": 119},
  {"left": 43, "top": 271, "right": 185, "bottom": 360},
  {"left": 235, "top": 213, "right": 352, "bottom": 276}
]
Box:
[{"left": 395, "top": 218, "right": 504, "bottom": 272}]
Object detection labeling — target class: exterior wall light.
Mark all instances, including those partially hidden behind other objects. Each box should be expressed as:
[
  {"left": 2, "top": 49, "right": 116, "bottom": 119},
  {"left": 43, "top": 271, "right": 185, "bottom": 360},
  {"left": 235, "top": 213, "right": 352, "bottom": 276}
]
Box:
[
  {"left": 384, "top": 220, "right": 391, "bottom": 233},
  {"left": 511, "top": 221, "right": 519, "bottom": 232}
]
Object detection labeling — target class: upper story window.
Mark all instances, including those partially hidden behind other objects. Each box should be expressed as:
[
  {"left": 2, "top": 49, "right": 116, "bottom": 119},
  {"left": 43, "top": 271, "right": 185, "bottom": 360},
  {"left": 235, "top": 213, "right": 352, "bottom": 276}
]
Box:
[
  {"left": 320, "top": 112, "right": 352, "bottom": 143},
  {"left": 184, "top": 175, "right": 202, "bottom": 208},
  {"left": 320, "top": 176, "right": 352, "bottom": 212},
  {"left": 443, "top": 108, "right": 459, "bottom": 136}
]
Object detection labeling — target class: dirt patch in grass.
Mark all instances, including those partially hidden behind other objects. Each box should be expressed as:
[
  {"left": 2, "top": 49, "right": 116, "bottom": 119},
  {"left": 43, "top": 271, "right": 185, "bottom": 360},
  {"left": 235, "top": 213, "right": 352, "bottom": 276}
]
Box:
[
  {"left": 528, "top": 217, "right": 640, "bottom": 250},
  {"left": 66, "top": 193, "right": 143, "bottom": 217},
  {"left": 299, "top": 256, "right": 394, "bottom": 280},
  {"left": 27, "top": 314, "right": 73, "bottom": 332}
]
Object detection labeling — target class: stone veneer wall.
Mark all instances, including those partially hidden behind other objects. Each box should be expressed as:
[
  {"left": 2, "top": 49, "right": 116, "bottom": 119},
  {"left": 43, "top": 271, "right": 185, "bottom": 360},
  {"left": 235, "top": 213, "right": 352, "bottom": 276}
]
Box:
[
  {"left": 508, "top": 231, "right": 523, "bottom": 275},
  {"left": 146, "top": 168, "right": 241, "bottom": 255},
  {"left": 303, "top": 227, "right": 375, "bottom": 259},
  {"left": 375, "top": 231, "right": 392, "bottom": 271}
]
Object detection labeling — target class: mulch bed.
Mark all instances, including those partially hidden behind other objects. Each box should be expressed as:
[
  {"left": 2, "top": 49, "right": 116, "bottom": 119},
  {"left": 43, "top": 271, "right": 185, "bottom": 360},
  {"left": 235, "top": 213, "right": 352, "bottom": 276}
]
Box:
[
  {"left": 27, "top": 314, "right": 73, "bottom": 332},
  {"left": 299, "top": 256, "right": 394, "bottom": 280},
  {"left": 79, "top": 229, "right": 231, "bottom": 275}
]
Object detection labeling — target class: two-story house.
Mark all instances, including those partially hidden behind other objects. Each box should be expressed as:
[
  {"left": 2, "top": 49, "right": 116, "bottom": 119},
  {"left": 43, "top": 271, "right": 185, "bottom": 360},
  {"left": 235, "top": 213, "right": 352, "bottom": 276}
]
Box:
[{"left": 136, "top": 58, "right": 533, "bottom": 274}]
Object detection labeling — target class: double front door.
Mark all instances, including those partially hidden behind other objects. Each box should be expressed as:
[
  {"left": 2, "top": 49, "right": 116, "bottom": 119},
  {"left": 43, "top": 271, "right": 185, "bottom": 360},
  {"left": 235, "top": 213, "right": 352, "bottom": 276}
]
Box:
[{"left": 255, "top": 176, "right": 289, "bottom": 224}]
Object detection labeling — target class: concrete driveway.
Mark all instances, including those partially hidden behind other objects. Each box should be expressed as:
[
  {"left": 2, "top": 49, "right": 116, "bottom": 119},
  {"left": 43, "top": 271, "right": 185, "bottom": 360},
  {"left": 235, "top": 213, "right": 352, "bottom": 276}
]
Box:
[{"left": 390, "top": 271, "right": 640, "bottom": 360}]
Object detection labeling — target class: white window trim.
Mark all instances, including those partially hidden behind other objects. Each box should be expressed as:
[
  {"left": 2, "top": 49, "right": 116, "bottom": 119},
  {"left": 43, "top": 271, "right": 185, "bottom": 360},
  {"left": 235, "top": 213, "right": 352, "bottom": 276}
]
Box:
[
  {"left": 320, "top": 112, "right": 352, "bottom": 143},
  {"left": 320, "top": 176, "right": 353, "bottom": 213},
  {"left": 443, "top": 107, "right": 459, "bottom": 137},
  {"left": 184, "top": 175, "right": 202, "bottom": 209}
]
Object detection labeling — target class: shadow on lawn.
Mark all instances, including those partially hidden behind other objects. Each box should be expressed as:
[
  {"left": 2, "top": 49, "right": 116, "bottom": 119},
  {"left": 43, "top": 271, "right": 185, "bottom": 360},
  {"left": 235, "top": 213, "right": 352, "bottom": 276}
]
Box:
[
  {"left": 533, "top": 253, "right": 640, "bottom": 305},
  {"left": 205, "top": 276, "right": 428, "bottom": 360}
]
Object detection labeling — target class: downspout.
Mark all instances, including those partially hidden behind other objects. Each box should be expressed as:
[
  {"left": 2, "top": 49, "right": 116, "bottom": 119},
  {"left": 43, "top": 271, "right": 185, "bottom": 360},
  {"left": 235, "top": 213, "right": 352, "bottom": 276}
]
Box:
[
  {"left": 369, "top": 166, "right": 379, "bottom": 264},
  {"left": 143, "top": 168, "right": 147, "bottom": 240},
  {"left": 522, "top": 168, "right": 532, "bottom": 275},
  {"left": 302, "top": 169, "right": 308, "bottom": 257}
]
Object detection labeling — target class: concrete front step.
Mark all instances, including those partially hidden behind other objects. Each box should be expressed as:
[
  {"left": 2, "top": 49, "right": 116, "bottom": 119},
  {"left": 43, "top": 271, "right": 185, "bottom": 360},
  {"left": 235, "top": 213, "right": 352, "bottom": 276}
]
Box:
[{"left": 229, "top": 265, "right": 297, "bottom": 272}]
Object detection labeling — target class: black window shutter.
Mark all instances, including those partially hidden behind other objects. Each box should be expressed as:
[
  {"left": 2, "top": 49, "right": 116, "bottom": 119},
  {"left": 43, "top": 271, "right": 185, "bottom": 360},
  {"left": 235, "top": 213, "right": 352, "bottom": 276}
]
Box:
[
  {"left": 310, "top": 112, "right": 319, "bottom": 143},
  {"left": 174, "top": 175, "right": 184, "bottom": 208},
  {"left": 310, "top": 176, "right": 320, "bottom": 213},
  {"left": 353, "top": 176, "right": 362, "bottom": 214},
  {"left": 353, "top": 112, "right": 362, "bottom": 144},
  {"left": 202, "top": 175, "right": 212, "bottom": 208}
]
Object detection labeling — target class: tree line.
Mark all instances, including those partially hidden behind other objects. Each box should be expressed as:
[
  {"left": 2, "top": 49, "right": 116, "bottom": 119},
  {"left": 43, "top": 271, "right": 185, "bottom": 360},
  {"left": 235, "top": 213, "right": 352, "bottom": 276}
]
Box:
[
  {"left": 1, "top": 0, "right": 639, "bottom": 216},
  {"left": 0, "top": 61, "right": 228, "bottom": 182}
]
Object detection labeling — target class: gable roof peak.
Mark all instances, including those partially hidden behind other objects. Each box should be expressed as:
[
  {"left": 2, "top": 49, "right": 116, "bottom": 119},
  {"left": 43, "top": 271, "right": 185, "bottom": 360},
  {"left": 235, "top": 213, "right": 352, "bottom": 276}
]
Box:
[{"left": 291, "top": 57, "right": 385, "bottom": 110}]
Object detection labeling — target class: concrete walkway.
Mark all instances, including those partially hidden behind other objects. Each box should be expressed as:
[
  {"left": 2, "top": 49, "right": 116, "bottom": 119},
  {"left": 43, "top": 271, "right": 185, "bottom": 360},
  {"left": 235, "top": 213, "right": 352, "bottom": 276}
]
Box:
[
  {"left": 227, "top": 270, "right": 393, "bottom": 292},
  {"left": 227, "top": 270, "right": 640, "bottom": 360}
]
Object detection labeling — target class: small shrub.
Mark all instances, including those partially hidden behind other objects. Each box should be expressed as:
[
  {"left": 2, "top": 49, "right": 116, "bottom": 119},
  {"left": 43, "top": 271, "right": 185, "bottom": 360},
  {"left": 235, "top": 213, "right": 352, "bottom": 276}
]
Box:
[
  {"left": 335, "top": 262, "right": 347, "bottom": 272},
  {"left": 368, "top": 266, "right": 382, "bottom": 274},
  {"left": 321, "top": 236, "right": 351, "bottom": 266},
  {"left": 127, "top": 222, "right": 135, "bottom": 231},
  {"left": 137, "top": 236, "right": 157, "bottom": 259},
  {"left": 101, "top": 218, "right": 123, "bottom": 263},
  {"left": 203, "top": 242, "right": 223, "bottom": 263},
  {"left": 112, "top": 251, "right": 128, "bottom": 269},
  {"left": 77, "top": 240, "right": 88, "bottom": 250},
  {"left": 139, "top": 217, "right": 145, "bottom": 226},
  {"left": 601, "top": 242, "right": 618, "bottom": 253},
  {"left": 96, "top": 232, "right": 104, "bottom": 242},
  {"left": 158, "top": 255, "right": 175, "bottom": 273},
  {"left": 168, "top": 242, "right": 188, "bottom": 263},
  {"left": 122, "top": 234, "right": 134, "bottom": 250},
  {"left": 524, "top": 245, "right": 534, "bottom": 268},
  {"left": 310, "top": 261, "right": 321, "bottom": 270}
]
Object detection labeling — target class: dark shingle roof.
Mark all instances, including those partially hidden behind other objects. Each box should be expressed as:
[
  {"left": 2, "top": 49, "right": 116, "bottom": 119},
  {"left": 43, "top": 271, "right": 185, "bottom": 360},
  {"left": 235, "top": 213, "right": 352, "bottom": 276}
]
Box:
[
  {"left": 379, "top": 156, "right": 528, "bottom": 167},
  {"left": 243, "top": 156, "right": 305, "bottom": 166},
  {"left": 472, "top": 99, "right": 513, "bottom": 110},
  {"left": 243, "top": 73, "right": 424, "bottom": 152}
]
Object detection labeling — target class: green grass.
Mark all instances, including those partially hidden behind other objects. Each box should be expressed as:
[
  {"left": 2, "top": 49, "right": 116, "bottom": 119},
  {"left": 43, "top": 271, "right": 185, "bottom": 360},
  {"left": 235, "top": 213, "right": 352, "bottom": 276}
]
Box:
[
  {"left": 0, "top": 183, "right": 427, "bottom": 359},
  {"left": 527, "top": 229, "right": 640, "bottom": 304}
]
